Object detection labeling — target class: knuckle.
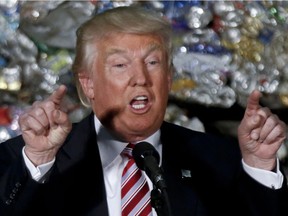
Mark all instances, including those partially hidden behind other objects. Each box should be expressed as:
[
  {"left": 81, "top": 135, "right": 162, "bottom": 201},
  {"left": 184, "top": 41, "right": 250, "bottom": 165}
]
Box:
[
  {"left": 43, "top": 101, "right": 56, "bottom": 110},
  {"left": 34, "top": 107, "right": 45, "bottom": 117}
]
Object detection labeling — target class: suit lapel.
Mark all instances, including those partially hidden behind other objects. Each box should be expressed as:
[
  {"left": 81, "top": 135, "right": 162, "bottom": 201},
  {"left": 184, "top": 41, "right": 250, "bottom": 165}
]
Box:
[
  {"left": 160, "top": 121, "right": 198, "bottom": 216},
  {"left": 56, "top": 113, "right": 109, "bottom": 215}
]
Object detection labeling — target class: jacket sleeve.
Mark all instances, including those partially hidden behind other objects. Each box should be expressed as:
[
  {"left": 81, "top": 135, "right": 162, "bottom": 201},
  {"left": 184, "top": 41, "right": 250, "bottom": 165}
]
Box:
[{"left": 0, "top": 136, "right": 44, "bottom": 215}]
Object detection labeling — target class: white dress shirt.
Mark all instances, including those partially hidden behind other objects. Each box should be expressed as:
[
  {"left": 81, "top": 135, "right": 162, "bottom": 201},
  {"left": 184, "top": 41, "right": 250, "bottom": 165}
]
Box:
[
  {"left": 94, "top": 117, "right": 160, "bottom": 216},
  {"left": 23, "top": 115, "right": 283, "bottom": 216}
]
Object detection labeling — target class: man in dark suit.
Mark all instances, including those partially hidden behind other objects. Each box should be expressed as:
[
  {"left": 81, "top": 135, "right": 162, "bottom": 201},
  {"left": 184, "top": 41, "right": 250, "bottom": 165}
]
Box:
[{"left": 0, "top": 5, "right": 287, "bottom": 216}]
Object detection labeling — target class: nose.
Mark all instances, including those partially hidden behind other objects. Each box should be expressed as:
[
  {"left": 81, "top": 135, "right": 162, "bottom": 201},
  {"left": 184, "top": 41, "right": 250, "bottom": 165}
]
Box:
[{"left": 130, "top": 62, "right": 151, "bottom": 86}]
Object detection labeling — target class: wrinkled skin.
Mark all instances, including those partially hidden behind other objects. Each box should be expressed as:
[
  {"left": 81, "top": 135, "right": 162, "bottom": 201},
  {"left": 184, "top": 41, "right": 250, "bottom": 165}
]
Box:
[
  {"left": 78, "top": 33, "right": 172, "bottom": 142},
  {"left": 238, "top": 90, "right": 286, "bottom": 170},
  {"left": 19, "top": 85, "right": 72, "bottom": 166}
]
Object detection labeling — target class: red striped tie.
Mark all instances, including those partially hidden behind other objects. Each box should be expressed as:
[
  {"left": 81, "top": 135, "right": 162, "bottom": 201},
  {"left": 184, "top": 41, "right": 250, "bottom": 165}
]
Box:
[{"left": 121, "top": 143, "right": 152, "bottom": 216}]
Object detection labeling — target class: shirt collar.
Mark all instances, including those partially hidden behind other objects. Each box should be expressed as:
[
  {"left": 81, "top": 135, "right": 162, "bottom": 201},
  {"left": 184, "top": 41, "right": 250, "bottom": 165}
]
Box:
[{"left": 94, "top": 115, "right": 161, "bottom": 169}]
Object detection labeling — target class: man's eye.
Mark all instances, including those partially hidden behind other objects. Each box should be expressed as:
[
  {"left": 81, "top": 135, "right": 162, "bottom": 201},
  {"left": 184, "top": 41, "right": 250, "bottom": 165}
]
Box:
[
  {"left": 114, "top": 63, "right": 125, "bottom": 68},
  {"left": 148, "top": 60, "right": 158, "bottom": 65}
]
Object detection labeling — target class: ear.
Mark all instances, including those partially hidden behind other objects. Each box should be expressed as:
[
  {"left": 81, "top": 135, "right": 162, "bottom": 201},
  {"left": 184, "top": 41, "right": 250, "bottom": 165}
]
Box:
[{"left": 78, "top": 72, "right": 94, "bottom": 99}]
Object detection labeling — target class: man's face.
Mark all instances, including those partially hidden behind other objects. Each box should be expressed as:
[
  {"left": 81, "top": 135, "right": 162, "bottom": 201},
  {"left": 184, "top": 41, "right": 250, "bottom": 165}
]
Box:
[{"left": 80, "top": 33, "right": 172, "bottom": 142}]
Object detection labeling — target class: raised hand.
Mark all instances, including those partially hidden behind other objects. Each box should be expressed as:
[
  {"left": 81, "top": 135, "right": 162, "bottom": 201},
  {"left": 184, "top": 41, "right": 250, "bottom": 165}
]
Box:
[
  {"left": 19, "top": 85, "right": 72, "bottom": 166},
  {"left": 238, "top": 90, "right": 286, "bottom": 171}
]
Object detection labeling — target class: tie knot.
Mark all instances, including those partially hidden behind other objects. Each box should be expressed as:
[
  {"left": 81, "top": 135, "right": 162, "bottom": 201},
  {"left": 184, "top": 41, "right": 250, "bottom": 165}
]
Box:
[{"left": 122, "top": 143, "right": 135, "bottom": 159}]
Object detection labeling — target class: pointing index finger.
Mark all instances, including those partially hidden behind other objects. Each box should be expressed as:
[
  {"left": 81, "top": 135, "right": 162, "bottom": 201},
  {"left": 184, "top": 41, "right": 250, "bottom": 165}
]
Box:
[
  {"left": 245, "top": 90, "right": 262, "bottom": 116},
  {"left": 48, "top": 85, "right": 67, "bottom": 106}
]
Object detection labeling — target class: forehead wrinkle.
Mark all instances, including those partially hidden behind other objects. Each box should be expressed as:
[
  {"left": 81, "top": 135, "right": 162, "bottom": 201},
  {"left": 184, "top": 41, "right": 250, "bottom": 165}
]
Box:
[
  {"left": 105, "top": 41, "right": 163, "bottom": 59},
  {"left": 105, "top": 48, "right": 126, "bottom": 58}
]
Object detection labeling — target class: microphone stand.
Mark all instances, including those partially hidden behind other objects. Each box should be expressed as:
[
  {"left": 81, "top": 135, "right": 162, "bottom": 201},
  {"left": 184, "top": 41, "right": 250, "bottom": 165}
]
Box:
[
  {"left": 151, "top": 187, "right": 164, "bottom": 216},
  {"left": 151, "top": 185, "right": 173, "bottom": 216}
]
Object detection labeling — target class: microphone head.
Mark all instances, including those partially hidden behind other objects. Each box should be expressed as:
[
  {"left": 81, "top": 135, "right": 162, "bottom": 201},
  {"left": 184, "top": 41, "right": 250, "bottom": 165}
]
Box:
[{"left": 132, "top": 141, "right": 160, "bottom": 170}]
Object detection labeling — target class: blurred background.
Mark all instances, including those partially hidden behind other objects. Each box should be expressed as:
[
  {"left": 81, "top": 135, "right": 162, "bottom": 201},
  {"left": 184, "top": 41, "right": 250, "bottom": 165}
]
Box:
[{"left": 1, "top": 0, "right": 288, "bottom": 175}]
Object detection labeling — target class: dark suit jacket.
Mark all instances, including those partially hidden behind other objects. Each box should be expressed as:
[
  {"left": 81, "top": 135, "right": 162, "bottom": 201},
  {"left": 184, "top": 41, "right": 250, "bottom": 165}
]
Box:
[{"left": 0, "top": 113, "right": 287, "bottom": 216}]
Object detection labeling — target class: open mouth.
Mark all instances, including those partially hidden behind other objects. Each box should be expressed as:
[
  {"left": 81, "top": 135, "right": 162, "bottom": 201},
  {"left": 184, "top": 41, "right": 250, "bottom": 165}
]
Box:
[{"left": 130, "top": 96, "right": 148, "bottom": 110}]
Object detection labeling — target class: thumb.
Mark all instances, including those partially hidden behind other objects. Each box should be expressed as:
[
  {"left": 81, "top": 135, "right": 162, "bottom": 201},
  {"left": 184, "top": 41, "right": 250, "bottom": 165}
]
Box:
[
  {"left": 248, "top": 115, "right": 262, "bottom": 141},
  {"left": 238, "top": 109, "right": 262, "bottom": 138},
  {"left": 52, "top": 110, "right": 72, "bottom": 133}
]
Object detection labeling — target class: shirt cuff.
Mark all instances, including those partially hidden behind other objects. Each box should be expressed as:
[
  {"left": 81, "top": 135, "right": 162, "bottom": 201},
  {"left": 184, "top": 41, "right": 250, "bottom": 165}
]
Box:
[
  {"left": 22, "top": 147, "right": 55, "bottom": 181},
  {"left": 242, "top": 159, "right": 283, "bottom": 189}
]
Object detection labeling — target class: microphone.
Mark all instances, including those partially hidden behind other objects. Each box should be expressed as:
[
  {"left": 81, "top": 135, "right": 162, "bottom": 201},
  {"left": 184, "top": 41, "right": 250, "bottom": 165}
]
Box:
[{"left": 132, "top": 141, "right": 167, "bottom": 190}]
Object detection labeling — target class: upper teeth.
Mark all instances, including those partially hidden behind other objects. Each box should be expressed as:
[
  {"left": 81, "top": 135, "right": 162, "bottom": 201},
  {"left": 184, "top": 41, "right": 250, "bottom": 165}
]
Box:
[{"left": 135, "top": 96, "right": 147, "bottom": 100}]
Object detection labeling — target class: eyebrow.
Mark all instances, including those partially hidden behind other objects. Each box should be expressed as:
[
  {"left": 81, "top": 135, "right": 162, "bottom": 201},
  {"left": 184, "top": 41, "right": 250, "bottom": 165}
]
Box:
[
  {"left": 105, "top": 42, "right": 163, "bottom": 58},
  {"left": 146, "top": 43, "right": 163, "bottom": 54}
]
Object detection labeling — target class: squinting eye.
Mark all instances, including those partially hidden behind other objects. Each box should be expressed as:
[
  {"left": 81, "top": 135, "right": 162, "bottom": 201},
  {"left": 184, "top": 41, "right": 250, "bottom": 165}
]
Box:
[
  {"left": 114, "top": 63, "right": 125, "bottom": 68},
  {"left": 148, "top": 60, "right": 159, "bottom": 65}
]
